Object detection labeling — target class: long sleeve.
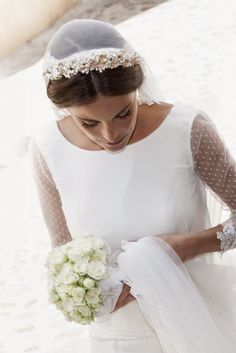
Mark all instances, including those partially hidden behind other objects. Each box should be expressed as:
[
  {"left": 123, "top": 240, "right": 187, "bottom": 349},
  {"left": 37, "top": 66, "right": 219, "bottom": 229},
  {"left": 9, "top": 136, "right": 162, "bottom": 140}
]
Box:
[
  {"left": 28, "top": 138, "right": 73, "bottom": 248},
  {"left": 190, "top": 112, "right": 236, "bottom": 222}
]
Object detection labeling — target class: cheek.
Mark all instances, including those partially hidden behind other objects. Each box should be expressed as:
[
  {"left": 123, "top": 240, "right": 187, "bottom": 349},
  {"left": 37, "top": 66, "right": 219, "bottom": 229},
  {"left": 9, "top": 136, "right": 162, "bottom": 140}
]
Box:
[
  {"left": 86, "top": 130, "right": 99, "bottom": 139},
  {"left": 79, "top": 127, "right": 98, "bottom": 142},
  {"left": 117, "top": 118, "right": 135, "bottom": 135}
]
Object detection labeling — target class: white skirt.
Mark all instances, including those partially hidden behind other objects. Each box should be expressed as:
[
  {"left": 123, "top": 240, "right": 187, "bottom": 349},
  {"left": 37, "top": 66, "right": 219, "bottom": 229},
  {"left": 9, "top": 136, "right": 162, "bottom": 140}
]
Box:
[{"left": 89, "top": 300, "right": 165, "bottom": 353}]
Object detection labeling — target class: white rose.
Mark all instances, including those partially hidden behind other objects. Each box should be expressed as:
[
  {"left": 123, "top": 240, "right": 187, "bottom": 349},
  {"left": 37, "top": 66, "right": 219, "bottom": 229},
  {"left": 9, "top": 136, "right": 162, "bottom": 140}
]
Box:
[
  {"left": 83, "top": 278, "right": 96, "bottom": 289},
  {"left": 71, "top": 287, "right": 86, "bottom": 304},
  {"left": 61, "top": 272, "right": 79, "bottom": 285},
  {"left": 56, "top": 285, "right": 69, "bottom": 301},
  {"left": 73, "top": 235, "right": 106, "bottom": 253},
  {"left": 55, "top": 283, "right": 67, "bottom": 293},
  {"left": 90, "top": 237, "right": 105, "bottom": 249},
  {"left": 56, "top": 283, "right": 77, "bottom": 297},
  {"left": 77, "top": 238, "right": 94, "bottom": 254},
  {"left": 92, "top": 249, "right": 107, "bottom": 264},
  {"left": 86, "top": 288, "right": 102, "bottom": 306},
  {"left": 60, "top": 263, "right": 80, "bottom": 284},
  {"left": 73, "top": 256, "right": 89, "bottom": 275},
  {"left": 69, "top": 235, "right": 94, "bottom": 253},
  {"left": 64, "top": 284, "right": 77, "bottom": 296},
  {"left": 60, "top": 262, "right": 74, "bottom": 274},
  {"left": 45, "top": 247, "right": 67, "bottom": 267},
  {"left": 78, "top": 305, "right": 92, "bottom": 318},
  {"left": 62, "top": 297, "right": 76, "bottom": 312},
  {"left": 72, "top": 287, "right": 86, "bottom": 296},
  {"left": 66, "top": 246, "right": 85, "bottom": 262},
  {"left": 87, "top": 261, "right": 107, "bottom": 280}
]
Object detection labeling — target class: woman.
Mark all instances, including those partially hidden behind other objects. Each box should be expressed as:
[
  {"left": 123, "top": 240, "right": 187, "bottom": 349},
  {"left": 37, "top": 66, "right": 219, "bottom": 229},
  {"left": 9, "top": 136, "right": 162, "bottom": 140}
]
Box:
[{"left": 29, "top": 19, "right": 236, "bottom": 352}]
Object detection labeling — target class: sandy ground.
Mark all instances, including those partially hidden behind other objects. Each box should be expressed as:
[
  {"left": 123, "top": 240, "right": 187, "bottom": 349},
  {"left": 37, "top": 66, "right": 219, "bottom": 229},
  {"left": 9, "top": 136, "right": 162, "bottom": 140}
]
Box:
[
  {"left": 0, "top": 0, "right": 166, "bottom": 79},
  {"left": 1, "top": 0, "right": 236, "bottom": 353}
]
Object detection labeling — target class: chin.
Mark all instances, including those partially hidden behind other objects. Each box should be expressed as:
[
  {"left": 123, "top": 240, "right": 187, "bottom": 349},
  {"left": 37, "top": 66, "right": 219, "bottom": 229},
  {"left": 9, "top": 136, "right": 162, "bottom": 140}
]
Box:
[
  {"left": 105, "top": 144, "right": 127, "bottom": 153},
  {"left": 107, "top": 135, "right": 128, "bottom": 147}
]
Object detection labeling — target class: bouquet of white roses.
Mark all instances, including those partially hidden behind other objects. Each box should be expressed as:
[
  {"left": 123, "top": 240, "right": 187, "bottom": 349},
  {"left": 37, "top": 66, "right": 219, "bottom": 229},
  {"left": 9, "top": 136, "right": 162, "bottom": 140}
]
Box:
[{"left": 45, "top": 234, "right": 114, "bottom": 325}]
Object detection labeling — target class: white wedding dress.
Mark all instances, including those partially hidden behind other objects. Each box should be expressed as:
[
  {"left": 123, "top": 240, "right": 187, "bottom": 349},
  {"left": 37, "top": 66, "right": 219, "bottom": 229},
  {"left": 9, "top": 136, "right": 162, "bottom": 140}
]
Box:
[{"left": 29, "top": 101, "right": 236, "bottom": 352}]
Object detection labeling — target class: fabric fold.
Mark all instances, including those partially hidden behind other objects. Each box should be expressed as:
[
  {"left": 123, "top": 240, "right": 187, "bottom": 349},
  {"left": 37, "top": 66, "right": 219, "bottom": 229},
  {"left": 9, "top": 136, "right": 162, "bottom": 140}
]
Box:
[{"left": 117, "top": 236, "right": 236, "bottom": 353}]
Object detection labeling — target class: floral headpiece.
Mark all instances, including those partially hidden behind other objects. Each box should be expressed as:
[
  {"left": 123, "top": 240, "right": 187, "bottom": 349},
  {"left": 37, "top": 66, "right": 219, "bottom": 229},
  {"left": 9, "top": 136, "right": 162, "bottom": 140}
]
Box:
[{"left": 43, "top": 48, "right": 141, "bottom": 84}]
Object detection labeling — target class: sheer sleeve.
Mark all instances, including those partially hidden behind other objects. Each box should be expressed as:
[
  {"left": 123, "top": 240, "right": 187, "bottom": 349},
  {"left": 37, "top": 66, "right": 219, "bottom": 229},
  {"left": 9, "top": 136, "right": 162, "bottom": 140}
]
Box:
[
  {"left": 191, "top": 112, "right": 236, "bottom": 225},
  {"left": 28, "top": 138, "right": 73, "bottom": 248}
]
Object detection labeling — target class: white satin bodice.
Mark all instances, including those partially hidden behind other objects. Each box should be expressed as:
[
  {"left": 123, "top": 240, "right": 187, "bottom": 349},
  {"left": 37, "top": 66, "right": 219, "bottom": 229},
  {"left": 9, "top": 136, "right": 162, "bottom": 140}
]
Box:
[{"left": 33, "top": 102, "right": 210, "bottom": 251}]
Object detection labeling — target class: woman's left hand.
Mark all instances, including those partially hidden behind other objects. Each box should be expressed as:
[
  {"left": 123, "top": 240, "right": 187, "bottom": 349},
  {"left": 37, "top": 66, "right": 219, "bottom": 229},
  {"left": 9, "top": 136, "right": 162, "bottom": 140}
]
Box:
[
  {"left": 154, "top": 233, "right": 195, "bottom": 262},
  {"left": 111, "top": 283, "right": 135, "bottom": 312}
]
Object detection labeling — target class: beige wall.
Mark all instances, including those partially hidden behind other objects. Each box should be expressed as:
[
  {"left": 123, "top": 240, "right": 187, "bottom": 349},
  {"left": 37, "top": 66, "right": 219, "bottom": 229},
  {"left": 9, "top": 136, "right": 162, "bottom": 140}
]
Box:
[{"left": 0, "top": 0, "right": 78, "bottom": 60}]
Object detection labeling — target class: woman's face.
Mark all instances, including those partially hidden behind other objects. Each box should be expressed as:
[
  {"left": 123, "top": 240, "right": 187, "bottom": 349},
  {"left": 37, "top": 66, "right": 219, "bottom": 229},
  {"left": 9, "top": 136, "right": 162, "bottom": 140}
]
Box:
[{"left": 68, "top": 91, "right": 138, "bottom": 151}]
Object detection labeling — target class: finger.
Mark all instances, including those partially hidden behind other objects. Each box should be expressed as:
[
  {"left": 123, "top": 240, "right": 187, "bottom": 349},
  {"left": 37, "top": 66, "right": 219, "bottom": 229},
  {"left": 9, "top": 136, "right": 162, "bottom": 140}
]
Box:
[
  {"left": 112, "top": 294, "right": 135, "bottom": 312},
  {"left": 111, "top": 283, "right": 132, "bottom": 312},
  {"left": 122, "top": 283, "right": 131, "bottom": 295},
  {"left": 113, "top": 288, "right": 130, "bottom": 311},
  {"left": 117, "top": 283, "right": 130, "bottom": 303},
  {"left": 125, "top": 294, "right": 136, "bottom": 305},
  {"left": 112, "top": 294, "right": 125, "bottom": 312},
  {"left": 113, "top": 298, "right": 124, "bottom": 312}
]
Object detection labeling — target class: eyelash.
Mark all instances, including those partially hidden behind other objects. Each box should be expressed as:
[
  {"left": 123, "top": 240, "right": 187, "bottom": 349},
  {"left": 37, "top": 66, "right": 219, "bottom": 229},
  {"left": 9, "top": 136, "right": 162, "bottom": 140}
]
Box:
[{"left": 82, "top": 110, "right": 131, "bottom": 129}]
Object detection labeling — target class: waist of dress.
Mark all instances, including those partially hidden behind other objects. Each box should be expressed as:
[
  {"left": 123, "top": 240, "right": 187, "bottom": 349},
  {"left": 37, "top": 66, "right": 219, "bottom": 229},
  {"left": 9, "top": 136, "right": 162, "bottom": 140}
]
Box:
[{"left": 88, "top": 300, "right": 156, "bottom": 340}]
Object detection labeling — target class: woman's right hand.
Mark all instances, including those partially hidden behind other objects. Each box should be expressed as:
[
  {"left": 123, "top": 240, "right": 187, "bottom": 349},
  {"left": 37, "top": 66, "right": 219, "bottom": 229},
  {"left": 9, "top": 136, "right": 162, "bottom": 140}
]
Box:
[{"left": 111, "top": 283, "right": 135, "bottom": 312}]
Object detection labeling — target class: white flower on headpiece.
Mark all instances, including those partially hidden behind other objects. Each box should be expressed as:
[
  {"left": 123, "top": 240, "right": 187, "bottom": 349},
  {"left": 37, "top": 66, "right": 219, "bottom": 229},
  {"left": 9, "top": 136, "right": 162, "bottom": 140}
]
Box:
[{"left": 43, "top": 48, "right": 141, "bottom": 83}]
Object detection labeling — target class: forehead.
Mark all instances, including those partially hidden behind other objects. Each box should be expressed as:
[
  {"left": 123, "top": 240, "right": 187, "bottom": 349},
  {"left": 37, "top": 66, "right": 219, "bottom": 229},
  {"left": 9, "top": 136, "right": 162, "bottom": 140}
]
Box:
[{"left": 69, "top": 92, "right": 136, "bottom": 120}]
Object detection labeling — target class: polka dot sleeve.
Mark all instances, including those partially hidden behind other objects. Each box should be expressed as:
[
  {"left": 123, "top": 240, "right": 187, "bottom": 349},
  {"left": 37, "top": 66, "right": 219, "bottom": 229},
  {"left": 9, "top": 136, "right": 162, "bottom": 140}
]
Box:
[
  {"left": 28, "top": 138, "right": 73, "bottom": 248},
  {"left": 191, "top": 112, "right": 236, "bottom": 227}
]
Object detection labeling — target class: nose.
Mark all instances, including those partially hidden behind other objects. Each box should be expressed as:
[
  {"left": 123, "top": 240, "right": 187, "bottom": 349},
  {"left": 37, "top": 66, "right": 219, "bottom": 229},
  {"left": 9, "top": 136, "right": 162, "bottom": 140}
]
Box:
[{"left": 102, "top": 124, "right": 119, "bottom": 143}]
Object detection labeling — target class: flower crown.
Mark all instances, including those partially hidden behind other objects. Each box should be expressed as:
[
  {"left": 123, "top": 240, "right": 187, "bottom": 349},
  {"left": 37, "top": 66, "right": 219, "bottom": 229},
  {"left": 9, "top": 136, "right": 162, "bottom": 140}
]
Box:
[{"left": 43, "top": 48, "right": 141, "bottom": 84}]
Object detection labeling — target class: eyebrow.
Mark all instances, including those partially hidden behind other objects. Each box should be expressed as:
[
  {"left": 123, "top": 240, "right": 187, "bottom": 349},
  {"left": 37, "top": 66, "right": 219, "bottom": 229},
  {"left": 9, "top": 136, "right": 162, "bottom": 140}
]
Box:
[{"left": 75, "top": 103, "right": 131, "bottom": 122}]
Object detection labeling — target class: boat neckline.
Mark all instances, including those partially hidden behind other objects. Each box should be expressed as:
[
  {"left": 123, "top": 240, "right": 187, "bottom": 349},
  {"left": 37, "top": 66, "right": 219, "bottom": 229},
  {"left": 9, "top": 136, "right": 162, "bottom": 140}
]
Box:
[{"left": 53, "top": 103, "right": 179, "bottom": 155}]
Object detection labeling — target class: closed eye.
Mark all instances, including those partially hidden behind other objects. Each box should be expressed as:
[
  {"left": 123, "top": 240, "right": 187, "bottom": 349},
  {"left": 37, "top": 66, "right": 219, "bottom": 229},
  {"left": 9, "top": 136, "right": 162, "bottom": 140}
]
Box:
[{"left": 82, "top": 109, "right": 131, "bottom": 129}]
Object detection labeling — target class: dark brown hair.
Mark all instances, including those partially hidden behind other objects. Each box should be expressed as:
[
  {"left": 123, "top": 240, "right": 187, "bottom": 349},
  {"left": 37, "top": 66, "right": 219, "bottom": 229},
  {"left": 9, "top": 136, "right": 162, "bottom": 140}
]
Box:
[{"left": 47, "top": 64, "right": 144, "bottom": 108}]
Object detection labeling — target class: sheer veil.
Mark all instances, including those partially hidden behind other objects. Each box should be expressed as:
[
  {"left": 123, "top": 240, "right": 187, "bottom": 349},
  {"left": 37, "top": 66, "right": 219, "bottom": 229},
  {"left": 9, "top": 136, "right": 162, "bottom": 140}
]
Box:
[{"left": 42, "top": 19, "right": 165, "bottom": 120}]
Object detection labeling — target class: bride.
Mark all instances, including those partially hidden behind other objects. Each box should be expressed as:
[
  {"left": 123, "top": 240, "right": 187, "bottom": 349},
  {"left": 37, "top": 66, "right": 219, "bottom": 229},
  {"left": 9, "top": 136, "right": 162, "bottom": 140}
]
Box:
[{"left": 29, "top": 19, "right": 236, "bottom": 352}]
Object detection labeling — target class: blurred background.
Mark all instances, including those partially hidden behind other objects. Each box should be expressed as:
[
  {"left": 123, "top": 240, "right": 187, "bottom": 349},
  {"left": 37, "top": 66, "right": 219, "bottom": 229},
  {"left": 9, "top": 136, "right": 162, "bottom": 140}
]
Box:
[{"left": 0, "top": 1, "right": 236, "bottom": 352}]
